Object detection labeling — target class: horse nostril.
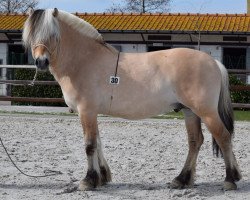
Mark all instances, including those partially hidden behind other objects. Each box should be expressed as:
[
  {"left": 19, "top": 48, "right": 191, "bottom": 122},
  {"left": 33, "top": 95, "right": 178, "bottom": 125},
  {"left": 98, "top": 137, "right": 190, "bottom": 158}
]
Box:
[
  {"left": 45, "top": 58, "right": 49, "bottom": 66},
  {"left": 35, "top": 59, "right": 39, "bottom": 66},
  {"left": 35, "top": 58, "right": 49, "bottom": 69}
]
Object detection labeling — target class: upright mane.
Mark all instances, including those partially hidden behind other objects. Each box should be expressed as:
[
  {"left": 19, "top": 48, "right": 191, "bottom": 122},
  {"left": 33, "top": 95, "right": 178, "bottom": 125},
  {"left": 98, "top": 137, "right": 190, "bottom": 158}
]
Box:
[
  {"left": 57, "top": 10, "right": 103, "bottom": 42},
  {"left": 23, "top": 9, "right": 104, "bottom": 49}
]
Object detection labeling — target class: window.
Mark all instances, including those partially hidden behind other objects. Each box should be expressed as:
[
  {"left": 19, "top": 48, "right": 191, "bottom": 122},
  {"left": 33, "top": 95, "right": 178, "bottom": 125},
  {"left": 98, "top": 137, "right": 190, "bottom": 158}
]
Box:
[
  {"left": 223, "top": 36, "right": 247, "bottom": 42},
  {"left": 147, "top": 46, "right": 171, "bottom": 52},
  {"left": 223, "top": 48, "right": 246, "bottom": 69},
  {"left": 148, "top": 35, "right": 171, "bottom": 41}
]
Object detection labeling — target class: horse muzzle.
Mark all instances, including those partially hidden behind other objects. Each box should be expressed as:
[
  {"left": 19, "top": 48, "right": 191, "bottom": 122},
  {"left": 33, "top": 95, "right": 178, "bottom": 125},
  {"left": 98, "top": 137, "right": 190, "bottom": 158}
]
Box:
[{"left": 35, "top": 57, "right": 49, "bottom": 70}]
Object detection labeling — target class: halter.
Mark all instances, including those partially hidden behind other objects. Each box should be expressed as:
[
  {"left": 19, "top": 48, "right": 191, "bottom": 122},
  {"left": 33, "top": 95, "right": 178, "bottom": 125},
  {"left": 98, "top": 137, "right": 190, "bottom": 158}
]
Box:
[
  {"left": 108, "top": 52, "right": 120, "bottom": 114},
  {"left": 32, "top": 43, "right": 59, "bottom": 61},
  {"left": 32, "top": 44, "right": 53, "bottom": 56}
]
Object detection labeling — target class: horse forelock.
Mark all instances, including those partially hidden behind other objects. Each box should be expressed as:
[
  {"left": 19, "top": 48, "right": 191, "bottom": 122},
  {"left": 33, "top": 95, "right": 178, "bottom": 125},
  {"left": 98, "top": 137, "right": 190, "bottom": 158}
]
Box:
[{"left": 22, "top": 9, "right": 60, "bottom": 48}]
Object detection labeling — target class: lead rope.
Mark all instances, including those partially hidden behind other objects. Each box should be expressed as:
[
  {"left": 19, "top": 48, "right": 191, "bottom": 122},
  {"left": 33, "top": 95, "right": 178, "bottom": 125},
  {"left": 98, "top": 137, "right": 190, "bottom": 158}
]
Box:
[
  {"left": 0, "top": 67, "right": 62, "bottom": 177},
  {"left": 0, "top": 137, "right": 62, "bottom": 178},
  {"left": 0, "top": 43, "right": 62, "bottom": 177},
  {"left": 28, "top": 67, "right": 38, "bottom": 86},
  {"left": 0, "top": 66, "right": 38, "bottom": 86},
  {"left": 108, "top": 52, "right": 120, "bottom": 114}
]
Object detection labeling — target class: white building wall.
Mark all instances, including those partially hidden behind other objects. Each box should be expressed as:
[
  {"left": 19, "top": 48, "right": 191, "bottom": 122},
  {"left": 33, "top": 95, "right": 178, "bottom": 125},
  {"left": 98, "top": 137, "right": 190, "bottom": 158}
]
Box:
[
  {"left": 0, "top": 43, "right": 7, "bottom": 96},
  {"left": 120, "top": 44, "right": 146, "bottom": 53},
  {"left": 116, "top": 43, "right": 223, "bottom": 62},
  {"left": 0, "top": 43, "right": 7, "bottom": 64},
  {"left": 200, "top": 45, "right": 222, "bottom": 62},
  {"left": 103, "top": 33, "right": 143, "bottom": 42}
]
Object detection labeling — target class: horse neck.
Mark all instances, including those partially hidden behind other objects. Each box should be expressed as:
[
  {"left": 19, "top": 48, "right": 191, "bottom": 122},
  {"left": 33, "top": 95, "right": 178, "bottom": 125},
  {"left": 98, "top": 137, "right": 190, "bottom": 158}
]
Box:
[{"left": 50, "top": 20, "right": 118, "bottom": 82}]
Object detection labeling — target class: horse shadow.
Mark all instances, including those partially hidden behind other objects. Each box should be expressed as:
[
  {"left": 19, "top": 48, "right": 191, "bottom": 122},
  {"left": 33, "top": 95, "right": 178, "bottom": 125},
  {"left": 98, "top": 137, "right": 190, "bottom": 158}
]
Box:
[
  {"left": 95, "top": 180, "right": 250, "bottom": 199},
  {"left": 0, "top": 182, "right": 68, "bottom": 190},
  {"left": 1, "top": 180, "right": 249, "bottom": 198}
]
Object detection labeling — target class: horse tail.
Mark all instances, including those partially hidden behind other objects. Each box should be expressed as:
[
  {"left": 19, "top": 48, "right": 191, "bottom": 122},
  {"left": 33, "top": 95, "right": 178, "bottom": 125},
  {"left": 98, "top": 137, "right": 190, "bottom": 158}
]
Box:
[{"left": 214, "top": 60, "right": 234, "bottom": 157}]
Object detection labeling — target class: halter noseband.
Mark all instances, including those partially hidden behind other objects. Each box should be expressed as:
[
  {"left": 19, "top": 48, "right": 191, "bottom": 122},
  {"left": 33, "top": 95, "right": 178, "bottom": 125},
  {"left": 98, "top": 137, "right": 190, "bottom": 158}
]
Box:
[{"left": 33, "top": 44, "right": 52, "bottom": 56}]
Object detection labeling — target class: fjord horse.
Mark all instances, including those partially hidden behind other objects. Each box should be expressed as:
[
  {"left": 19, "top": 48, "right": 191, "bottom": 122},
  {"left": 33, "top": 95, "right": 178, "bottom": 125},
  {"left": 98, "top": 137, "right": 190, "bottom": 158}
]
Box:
[{"left": 23, "top": 8, "right": 241, "bottom": 190}]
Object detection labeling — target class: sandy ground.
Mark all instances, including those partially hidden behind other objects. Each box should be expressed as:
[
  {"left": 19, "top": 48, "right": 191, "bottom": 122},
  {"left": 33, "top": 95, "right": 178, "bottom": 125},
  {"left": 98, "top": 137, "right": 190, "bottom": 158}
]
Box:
[{"left": 0, "top": 110, "right": 249, "bottom": 199}]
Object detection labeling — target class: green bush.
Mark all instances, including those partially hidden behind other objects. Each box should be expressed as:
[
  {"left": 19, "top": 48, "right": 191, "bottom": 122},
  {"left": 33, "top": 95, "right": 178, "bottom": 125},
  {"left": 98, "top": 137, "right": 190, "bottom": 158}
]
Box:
[
  {"left": 11, "top": 69, "right": 66, "bottom": 106},
  {"left": 10, "top": 69, "right": 249, "bottom": 108},
  {"left": 229, "top": 75, "right": 250, "bottom": 105}
]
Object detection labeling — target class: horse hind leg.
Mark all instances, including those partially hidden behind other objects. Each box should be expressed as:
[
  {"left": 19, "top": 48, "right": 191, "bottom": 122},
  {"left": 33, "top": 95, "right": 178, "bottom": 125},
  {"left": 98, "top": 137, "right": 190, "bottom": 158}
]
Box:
[
  {"left": 170, "top": 109, "right": 204, "bottom": 189},
  {"left": 201, "top": 112, "right": 241, "bottom": 190}
]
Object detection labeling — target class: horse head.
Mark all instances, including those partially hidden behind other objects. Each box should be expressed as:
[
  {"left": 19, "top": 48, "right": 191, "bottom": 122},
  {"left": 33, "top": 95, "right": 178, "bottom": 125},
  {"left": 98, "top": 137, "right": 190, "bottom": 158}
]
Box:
[{"left": 23, "top": 8, "right": 60, "bottom": 70}]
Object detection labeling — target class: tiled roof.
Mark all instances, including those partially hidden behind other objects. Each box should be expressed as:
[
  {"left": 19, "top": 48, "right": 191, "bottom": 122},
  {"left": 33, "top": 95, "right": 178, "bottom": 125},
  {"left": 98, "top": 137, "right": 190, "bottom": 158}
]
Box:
[
  {"left": 0, "top": 13, "right": 249, "bottom": 33},
  {"left": 0, "top": 14, "right": 26, "bottom": 30}
]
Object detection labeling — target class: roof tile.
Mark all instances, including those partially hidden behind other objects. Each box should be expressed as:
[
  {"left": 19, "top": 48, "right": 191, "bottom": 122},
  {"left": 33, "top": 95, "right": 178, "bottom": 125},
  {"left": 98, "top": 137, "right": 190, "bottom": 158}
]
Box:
[{"left": 0, "top": 13, "right": 249, "bottom": 33}]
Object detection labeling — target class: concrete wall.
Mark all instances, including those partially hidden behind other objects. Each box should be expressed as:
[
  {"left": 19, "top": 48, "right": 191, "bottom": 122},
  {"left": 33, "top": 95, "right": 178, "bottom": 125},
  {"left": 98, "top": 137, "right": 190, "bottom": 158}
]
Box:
[
  {"left": 115, "top": 43, "right": 223, "bottom": 62},
  {"left": 0, "top": 43, "right": 7, "bottom": 64},
  {"left": 200, "top": 45, "right": 222, "bottom": 62},
  {"left": 119, "top": 44, "right": 147, "bottom": 53},
  {"left": 0, "top": 43, "right": 7, "bottom": 96}
]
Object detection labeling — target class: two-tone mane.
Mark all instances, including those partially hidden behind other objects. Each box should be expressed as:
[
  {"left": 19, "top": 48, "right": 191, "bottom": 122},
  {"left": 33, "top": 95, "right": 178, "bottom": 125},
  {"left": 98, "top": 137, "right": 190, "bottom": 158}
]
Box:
[{"left": 23, "top": 9, "right": 103, "bottom": 48}]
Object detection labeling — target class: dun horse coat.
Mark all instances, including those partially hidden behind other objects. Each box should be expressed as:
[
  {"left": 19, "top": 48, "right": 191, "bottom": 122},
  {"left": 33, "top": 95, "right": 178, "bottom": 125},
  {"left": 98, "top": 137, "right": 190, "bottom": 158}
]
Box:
[{"left": 23, "top": 8, "right": 242, "bottom": 190}]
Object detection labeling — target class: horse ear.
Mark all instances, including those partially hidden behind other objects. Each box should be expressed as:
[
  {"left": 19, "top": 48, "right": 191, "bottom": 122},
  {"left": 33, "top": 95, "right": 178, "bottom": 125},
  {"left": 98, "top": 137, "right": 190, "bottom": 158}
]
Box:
[
  {"left": 27, "top": 7, "right": 34, "bottom": 16},
  {"left": 53, "top": 8, "right": 58, "bottom": 17}
]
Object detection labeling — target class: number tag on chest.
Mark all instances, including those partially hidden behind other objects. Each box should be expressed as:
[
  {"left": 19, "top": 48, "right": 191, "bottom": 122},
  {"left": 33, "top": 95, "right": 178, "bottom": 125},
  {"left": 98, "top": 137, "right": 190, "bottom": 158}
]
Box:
[{"left": 110, "top": 76, "right": 120, "bottom": 85}]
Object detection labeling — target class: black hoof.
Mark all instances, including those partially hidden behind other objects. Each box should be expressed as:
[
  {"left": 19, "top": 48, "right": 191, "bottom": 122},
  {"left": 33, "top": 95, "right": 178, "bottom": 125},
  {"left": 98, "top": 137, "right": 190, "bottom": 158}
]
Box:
[{"left": 224, "top": 181, "right": 237, "bottom": 191}]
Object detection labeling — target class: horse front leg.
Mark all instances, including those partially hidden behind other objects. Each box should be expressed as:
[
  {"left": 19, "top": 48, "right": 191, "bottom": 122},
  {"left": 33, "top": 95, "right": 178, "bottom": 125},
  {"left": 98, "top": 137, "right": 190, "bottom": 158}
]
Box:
[
  {"left": 96, "top": 132, "right": 112, "bottom": 184},
  {"left": 171, "top": 109, "right": 204, "bottom": 189},
  {"left": 78, "top": 113, "right": 103, "bottom": 190}
]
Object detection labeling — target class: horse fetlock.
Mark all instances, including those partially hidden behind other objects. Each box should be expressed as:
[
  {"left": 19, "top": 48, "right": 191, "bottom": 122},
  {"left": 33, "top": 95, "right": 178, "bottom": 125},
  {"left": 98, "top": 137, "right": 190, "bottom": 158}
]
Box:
[
  {"left": 79, "top": 169, "right": 101, "bottom": 190},
  {"left": 226, "top": 166, "right": 242, "bottom": 183},
  {"left": 232, "top": 168, "right": 242, "bottom": 182},
  {"left": 100, "top": 166, "right": 112, "bottom": 184}
]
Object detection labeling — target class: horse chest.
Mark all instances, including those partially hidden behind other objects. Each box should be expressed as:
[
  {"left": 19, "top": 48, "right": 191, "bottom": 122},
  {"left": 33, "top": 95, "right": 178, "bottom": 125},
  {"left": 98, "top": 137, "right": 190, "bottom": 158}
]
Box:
[{"left": 62, "top": 91, "right": 77, "bottom": 111}]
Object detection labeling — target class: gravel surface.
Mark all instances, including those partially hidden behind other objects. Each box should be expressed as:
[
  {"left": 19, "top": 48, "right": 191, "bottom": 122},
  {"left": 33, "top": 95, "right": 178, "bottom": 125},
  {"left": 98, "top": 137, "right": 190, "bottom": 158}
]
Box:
[{"left": 0, "top": 111, "right": 249, "bottom": 200}]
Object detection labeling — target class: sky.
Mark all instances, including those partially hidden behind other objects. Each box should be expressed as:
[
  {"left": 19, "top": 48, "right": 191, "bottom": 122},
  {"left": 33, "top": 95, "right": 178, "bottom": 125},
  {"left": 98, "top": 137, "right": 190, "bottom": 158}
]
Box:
[{"left": 38, "top": 0, "right": 247, "bottom": 14}]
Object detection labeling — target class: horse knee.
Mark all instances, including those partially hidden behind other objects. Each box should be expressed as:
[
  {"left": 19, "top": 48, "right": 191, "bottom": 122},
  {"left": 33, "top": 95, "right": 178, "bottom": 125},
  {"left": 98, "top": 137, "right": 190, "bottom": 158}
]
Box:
[{"left": 85, "top": 143, "right": 96, "bottom": 156}]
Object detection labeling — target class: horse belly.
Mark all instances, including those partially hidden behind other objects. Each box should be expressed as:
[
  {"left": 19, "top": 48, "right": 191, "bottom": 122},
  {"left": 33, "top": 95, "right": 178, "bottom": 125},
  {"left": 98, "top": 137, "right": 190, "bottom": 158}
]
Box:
[{"left": 110, "top": 90, "right": 176, "bottom": 120}]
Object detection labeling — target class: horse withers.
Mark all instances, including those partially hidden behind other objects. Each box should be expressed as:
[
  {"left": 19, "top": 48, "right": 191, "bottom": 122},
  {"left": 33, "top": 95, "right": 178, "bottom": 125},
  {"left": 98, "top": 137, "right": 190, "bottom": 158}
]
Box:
[{"left": 22, "top": 8, "right": 241, "bottom": 190}]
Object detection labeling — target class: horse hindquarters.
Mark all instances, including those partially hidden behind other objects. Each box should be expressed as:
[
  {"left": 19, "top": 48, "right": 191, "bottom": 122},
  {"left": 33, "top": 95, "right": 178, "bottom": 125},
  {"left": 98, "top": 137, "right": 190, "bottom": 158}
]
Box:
[{"left": 200, "top": 61, "right": 241, "bottom": 190}]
